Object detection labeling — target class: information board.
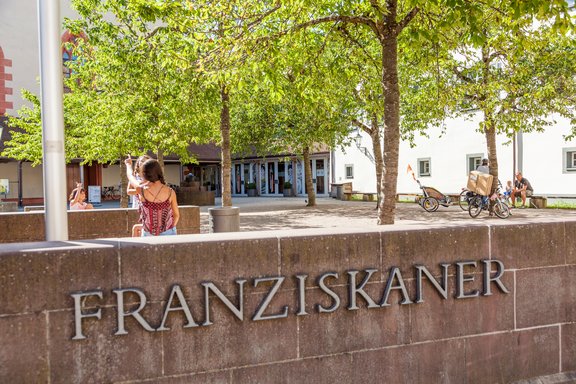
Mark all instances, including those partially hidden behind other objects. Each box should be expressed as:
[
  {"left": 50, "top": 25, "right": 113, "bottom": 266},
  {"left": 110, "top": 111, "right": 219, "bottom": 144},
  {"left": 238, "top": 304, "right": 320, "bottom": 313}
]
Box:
[{"left": 88, "top": 185, "right": 101, "bottom": 204}]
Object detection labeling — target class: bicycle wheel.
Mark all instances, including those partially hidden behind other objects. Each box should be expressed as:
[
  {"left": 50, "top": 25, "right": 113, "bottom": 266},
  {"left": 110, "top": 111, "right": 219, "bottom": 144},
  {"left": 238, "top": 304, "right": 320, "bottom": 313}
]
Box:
[
  {"left": 422, "top": 197, "right": 439, "bottom": 212},
  {"left": 468, "top": 196, "right": 483, "bottom": 218},
  {"left": 458, "top": 190, "right": 469, "bottom": 211},
  {"left": 494, "top": 200, "right": 510, "bottom": 219}
]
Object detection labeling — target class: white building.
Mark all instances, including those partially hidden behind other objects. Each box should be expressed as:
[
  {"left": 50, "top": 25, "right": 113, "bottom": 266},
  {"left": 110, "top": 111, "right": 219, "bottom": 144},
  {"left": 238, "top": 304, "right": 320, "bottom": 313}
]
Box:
[{"left": 334, "top": 113, "right": 576, "bottom": 197}]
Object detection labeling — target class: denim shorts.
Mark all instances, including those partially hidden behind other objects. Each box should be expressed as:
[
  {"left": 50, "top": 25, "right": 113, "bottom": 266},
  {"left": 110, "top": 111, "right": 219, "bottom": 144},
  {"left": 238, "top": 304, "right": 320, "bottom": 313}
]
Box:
[{"left": 142, "top": 227, "right": 177, "bottom": 237}]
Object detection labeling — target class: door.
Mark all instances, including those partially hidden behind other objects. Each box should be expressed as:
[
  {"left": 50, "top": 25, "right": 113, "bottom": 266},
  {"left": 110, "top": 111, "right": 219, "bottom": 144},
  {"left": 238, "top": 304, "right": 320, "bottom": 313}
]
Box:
[
  {"left": 316, "top": 159, "right": 326, "bottom": 195},
  {"left": 233, "top": 164, "right": 242, "bottom": 195},
  {"left": 267, "top": 161, "right": 276, "bottom": 194},
  {"left": 278, "top": 162, "right": 285, "bottom": 193},
  {"left": 66, "top": 164, "right": 81, "bottom": 197}
]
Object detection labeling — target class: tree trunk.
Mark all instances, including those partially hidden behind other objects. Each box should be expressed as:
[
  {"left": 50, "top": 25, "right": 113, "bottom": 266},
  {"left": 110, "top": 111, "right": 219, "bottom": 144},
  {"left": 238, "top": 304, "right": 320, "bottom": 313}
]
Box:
[
  {"left": 370, "top": 115, "right": 383, "bottom": 208},
  {"left": 484, "top": 113, "right": 499, "bottom": 194},
  {"left": 157, "top": 148, "right": 165, "bottom": 170},
  {"left": 120, "top": 158, "right": 129, "bottom": 208},
  {"left": 220, "top": 84, "right": 232, "bottom": 207},
  {"left": 481, "top": 44, "right": 499, "bottom": 203},
  {"left": 303, "top": 146, "right": 316, "bottom": 206},
  {"left": 377, "top": 31, "right": 401, "bottom": 225}
]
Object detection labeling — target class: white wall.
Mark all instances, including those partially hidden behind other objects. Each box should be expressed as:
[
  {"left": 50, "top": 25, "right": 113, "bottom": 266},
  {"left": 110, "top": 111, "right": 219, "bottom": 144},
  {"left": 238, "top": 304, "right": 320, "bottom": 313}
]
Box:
[
  {"left": 335, "top": 113, "right": 576, "bottom": 196},
  {"left": 0, "top": 162, "right": 18, "bottom": 198},
  {"left": 22, "top": 162, "right": 44, "bottom": 197},
  {"left": 101, "top": 165, "right": 120, "bottom": 188},
  {"left": 522, "top": 116, "right": 576, "bottom": 196},
  {"left": 334, "top": 138, "right": 379, "bottom": 193},
  {"left": 0, "top": 162, "right": 44, "bottom": 198},
  {"left": 0, "top": 0, "right": 78, "bottom": 112}
]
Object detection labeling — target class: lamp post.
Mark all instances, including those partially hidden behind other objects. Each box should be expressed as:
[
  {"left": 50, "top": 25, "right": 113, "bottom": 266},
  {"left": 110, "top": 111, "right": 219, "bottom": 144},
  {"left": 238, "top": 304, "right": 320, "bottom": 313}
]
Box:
[
  {"left": 354, "top": 130, "right": 362, "bottom": 148},
  {"left": 354, "top": 129, "right": 375, "bottom": 164},
  {"left": 38, "top": 0, "right": 69, "bottom": 241}
]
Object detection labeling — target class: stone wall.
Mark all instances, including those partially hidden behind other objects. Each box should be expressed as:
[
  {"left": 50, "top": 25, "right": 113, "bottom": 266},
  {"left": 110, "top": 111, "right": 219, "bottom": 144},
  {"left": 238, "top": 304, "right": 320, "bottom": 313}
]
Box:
[
  {"left": 0, "top": 221, "right": 575, "bottom": 383},
  {"left": 0, "top": 206, "right": 200, "bottom": 242}
]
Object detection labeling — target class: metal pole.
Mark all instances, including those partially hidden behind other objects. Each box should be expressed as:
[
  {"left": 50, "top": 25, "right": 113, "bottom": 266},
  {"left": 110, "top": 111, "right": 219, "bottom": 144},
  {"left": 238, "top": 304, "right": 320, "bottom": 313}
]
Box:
[
  {"left": 17, "top": 160, "right": 23, "bottom": 208},
  {"left": 37, "top": 0, "right": 68, "bottom": 241},
  {"left": 517, "top": 130, "right": 524, "bottom": 174},
  {"left": 512, "top": 133, "right": 516, "bottom": 180}
]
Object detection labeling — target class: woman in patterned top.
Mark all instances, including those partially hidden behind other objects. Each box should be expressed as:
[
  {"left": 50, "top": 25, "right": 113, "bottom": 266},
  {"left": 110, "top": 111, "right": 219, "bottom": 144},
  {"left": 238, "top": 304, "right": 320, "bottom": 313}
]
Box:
[
  {"left": 126, "top": 155, "right": 150, "bottom": 237},
  {"left": 125, "top": 156, "right": 180, "bottom": 236}
]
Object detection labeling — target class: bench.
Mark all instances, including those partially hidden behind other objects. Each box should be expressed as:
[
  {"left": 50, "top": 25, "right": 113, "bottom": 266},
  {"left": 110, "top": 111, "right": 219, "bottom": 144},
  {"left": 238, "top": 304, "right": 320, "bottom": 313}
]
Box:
[
  {"left": 529, "top": 196, "right": 547, "bottom": 209},
  {"left": 396, "top": 193, "right": 419, "bottom": 203},
  {"left": 341, "top": 192, "right": 378, "bottom": 202},
  {"left": 511, "top": 195, "right": 547, "bottom": 208},
  {"left": 359, "top": 192, "right": 376, "bottom": 201},
  {"left": 24, "top": 206, "right": 44, "bottom": 212}
]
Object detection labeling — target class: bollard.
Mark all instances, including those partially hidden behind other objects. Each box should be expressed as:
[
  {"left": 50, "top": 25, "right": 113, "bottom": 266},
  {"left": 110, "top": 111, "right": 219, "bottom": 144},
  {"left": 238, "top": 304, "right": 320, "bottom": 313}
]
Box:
[{"left": 209, "top": 206, "right": 240, "bottom": 233}]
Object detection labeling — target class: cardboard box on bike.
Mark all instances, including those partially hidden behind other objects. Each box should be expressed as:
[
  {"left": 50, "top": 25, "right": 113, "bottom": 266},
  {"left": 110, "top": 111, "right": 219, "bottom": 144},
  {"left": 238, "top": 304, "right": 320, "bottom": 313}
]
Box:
[{"left": 467, "top": 171, "right": 494, "bottom": 196}]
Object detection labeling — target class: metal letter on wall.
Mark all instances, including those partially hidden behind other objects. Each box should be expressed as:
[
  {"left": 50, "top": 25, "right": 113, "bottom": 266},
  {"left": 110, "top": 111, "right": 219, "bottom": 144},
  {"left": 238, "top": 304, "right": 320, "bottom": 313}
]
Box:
[
  {"left": 316, "top": 272, "right": 340, "bottom": 313},
  {"left": 157, "top": 285, "right": 199, "bottom": 331},
  {"left": 295, "top": 275, "right": 309, "bottom": 316},
  {"left": 455, "top": 261, "right": 480, "bottom": 299},
  {"left": 482, "top": 260, "right": 510, "bottom": 295},
  {"left": 415, "top": 264, "right": 450, "bottom": 303},
  {"left": 347, "top": 269, "right": 379, "bottom": 310},
  {"left": 380, "top": 267, "right": 413, "bottom": 306},
  {"left": 114, "top": 288, "right": 156, "bottom": 335},
  {"left": 203, "top": 279, "right": 246, "bottom": 326},
  {"left": 71, "top": 290, "right": 103, "bottom": 340},
  {"left": 252, "top": 277, "right": 288, "bottom": 321}
]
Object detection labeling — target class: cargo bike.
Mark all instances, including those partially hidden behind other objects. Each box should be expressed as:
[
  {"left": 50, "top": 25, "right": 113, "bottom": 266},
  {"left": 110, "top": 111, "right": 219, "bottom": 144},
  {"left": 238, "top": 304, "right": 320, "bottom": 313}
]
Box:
[{"left": 463, "top": 172, "right": 510, "bottom": 219}]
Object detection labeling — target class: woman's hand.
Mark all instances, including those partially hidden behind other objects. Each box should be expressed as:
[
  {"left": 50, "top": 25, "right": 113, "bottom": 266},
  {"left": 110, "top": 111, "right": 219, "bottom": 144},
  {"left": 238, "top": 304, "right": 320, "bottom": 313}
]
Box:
[{"left": 124, "top": 156, "right": 133, "bottom": 167}]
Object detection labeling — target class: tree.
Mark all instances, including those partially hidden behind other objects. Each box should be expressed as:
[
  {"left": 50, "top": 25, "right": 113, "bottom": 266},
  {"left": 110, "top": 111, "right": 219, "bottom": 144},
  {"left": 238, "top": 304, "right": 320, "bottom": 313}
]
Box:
[
  {"left": 64, "top": 0, "right": 212, "bottom": 206},
  {"left": 230, "top": 26, "right": 357, "bottom": 206},
  {"left": 160, "top": 0, "right": 282, "bottom": 208},
  {"left": 444, "top": 1, "right": 576, "bottom": 202},
  {"left": 264, "top": 0, "right": 575, "bottom": 223},
  {"left": 257, "top": 0, "right": 474, "bottom": 224}
]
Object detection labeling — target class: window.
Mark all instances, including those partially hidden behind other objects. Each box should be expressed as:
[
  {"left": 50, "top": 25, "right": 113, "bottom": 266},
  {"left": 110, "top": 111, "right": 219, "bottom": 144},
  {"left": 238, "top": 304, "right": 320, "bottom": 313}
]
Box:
[
  {"left": 345, "top": 164, "right": 354, "bottom": 179},
  {"left": 418, "top": 158, "right": 431, "bottom": 177},
  {"left": 467, "top": 154, "right": 484, "bottom": 174},
  {"left": 563, "top": 148, "right": 576, "bottom": 173}
]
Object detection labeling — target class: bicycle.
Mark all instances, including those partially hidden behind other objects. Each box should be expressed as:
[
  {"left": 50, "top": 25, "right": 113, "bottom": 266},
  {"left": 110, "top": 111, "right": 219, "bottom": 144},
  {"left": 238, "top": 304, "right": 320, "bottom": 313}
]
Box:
[
  {"left": 102, "top": 185, "right": 120, "bottom": 200},
  {"left": 468, "top": 182, "right": 510, "bottom": 219},
  {"left": 458, "top": 188, "right": 476, "bottom": 211}
]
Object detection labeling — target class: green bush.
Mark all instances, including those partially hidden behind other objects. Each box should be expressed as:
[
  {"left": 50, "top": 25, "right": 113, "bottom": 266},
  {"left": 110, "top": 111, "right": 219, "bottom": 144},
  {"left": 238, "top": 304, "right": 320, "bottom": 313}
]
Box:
[
  {"left": 284, "top": 181, "right": 292, "bottom": 189},
  {"left": 247, "top": 182, "right": 257, "bottom": 190}
]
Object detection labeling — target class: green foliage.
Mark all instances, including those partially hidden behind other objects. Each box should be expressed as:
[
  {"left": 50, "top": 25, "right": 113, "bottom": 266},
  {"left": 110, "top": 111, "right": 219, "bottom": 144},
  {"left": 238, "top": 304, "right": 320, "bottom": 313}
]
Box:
[
  {"left": 2, "top": 91, "right": 43, "bottom": 165},
  {"left": 445, "top": 9, "right": 576, "bottom": 137}
]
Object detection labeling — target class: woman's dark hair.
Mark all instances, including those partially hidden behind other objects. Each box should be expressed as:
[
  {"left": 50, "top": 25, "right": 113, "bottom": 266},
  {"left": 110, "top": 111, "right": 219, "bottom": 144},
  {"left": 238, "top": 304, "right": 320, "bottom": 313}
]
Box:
[{"left": 141, "top": 159, "right": 166, "bottom": 184}]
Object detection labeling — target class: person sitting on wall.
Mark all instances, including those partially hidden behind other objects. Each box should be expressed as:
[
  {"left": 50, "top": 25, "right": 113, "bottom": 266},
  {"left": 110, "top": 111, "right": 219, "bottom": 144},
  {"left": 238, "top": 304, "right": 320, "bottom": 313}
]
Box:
[
  {"left": 511, "top": 172, "right": 533, "bottom": 208},
  {"left": 69, "top": 186, "right": 94, "bottom": 210}
]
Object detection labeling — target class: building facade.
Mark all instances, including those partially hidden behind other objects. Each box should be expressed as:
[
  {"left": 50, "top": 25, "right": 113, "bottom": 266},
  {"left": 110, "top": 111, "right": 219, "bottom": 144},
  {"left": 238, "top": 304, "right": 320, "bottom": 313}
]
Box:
[{"left": 334, "top": 113, "right": 576, "bottom": 198}]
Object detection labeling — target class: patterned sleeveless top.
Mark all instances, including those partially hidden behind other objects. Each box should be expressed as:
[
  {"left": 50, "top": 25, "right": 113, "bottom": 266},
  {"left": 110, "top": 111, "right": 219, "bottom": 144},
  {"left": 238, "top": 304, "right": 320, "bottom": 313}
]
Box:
[{"left": 139, "top": 188, "right": 175, "bottom": 236}]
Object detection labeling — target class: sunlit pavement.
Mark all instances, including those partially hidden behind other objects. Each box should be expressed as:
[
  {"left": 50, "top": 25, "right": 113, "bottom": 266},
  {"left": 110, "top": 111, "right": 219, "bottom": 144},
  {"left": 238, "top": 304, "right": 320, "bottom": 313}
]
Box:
[{"left": 197, "top": 197, "right": 576, "bottom": 233}]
